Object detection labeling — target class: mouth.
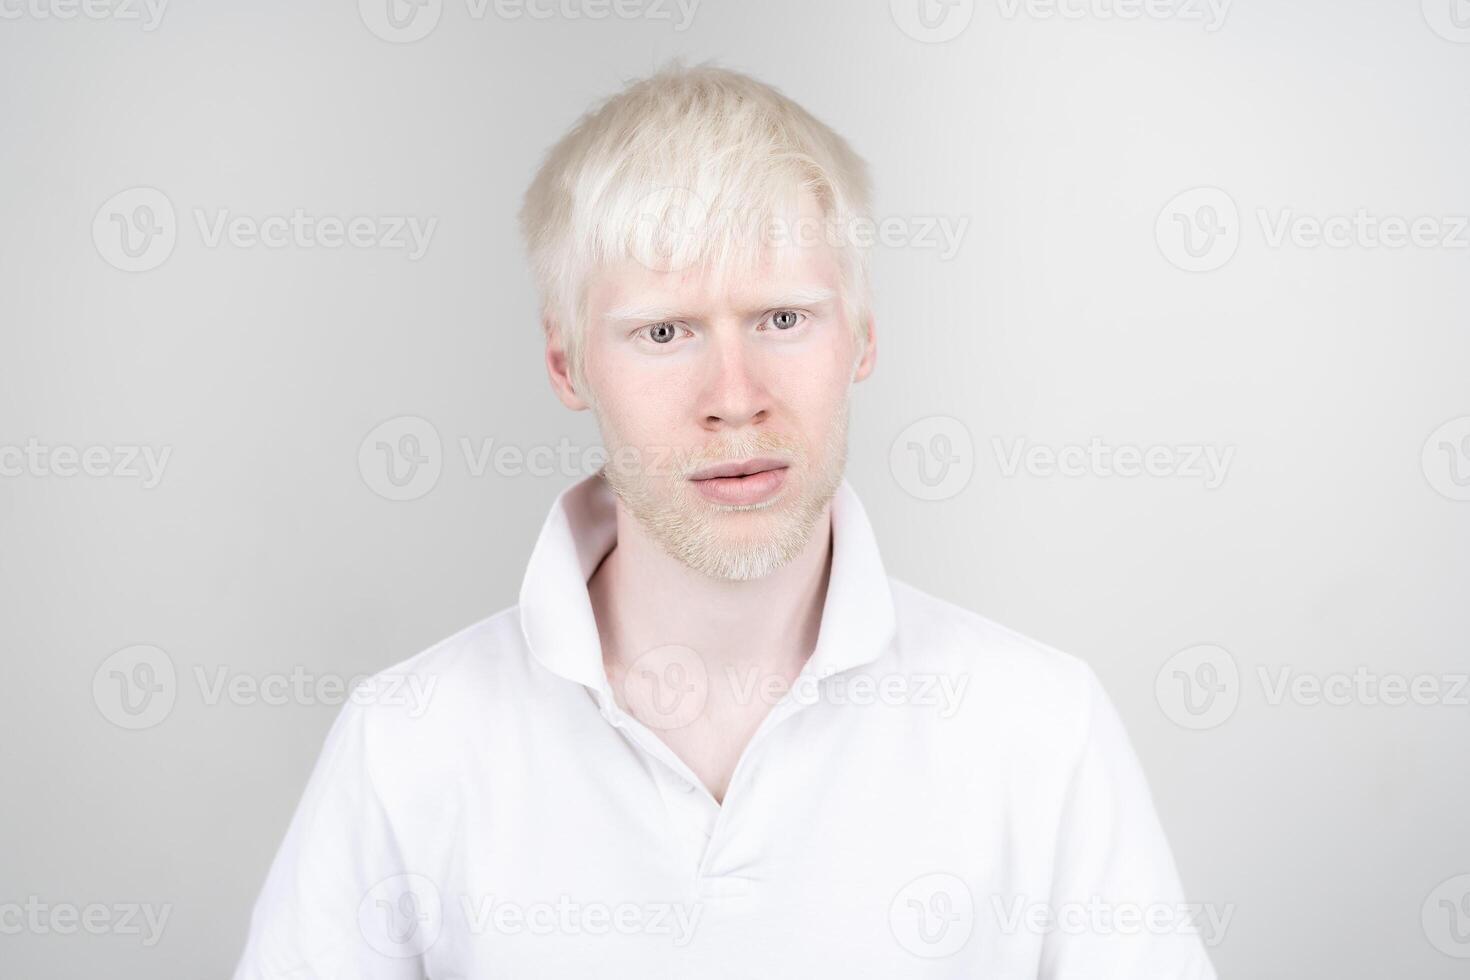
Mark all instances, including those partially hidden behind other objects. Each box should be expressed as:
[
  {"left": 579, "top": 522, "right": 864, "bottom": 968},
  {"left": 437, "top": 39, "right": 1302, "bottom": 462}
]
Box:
[
  {"left": 687, "top": 457, "right": 791, "bottom": 506},
  {"left": 687, "top": 457, "right": 788, "bottom": 481}
]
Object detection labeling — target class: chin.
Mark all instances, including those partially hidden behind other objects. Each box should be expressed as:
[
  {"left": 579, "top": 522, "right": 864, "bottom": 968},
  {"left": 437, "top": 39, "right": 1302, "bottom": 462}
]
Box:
[
  {"left": 682, "top": 537, "right": 800, "bottom": 582},
  {"left": 672, "top": 484, "right": 825, "bottom": 580}
]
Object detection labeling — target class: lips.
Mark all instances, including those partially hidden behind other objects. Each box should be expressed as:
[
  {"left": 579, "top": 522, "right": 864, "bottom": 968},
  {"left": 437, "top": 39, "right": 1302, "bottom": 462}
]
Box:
[
  {"left": 686, "top": 457, "right": 792, "bottom": 506},
  {"left": 687, "top": 457, "right": 789, "bottom": 482}
]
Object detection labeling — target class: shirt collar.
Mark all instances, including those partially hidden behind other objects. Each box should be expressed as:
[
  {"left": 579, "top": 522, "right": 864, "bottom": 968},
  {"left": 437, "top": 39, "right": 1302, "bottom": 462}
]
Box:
[{"left": 517, "top": 471, "right": 898, "bottom": 693}]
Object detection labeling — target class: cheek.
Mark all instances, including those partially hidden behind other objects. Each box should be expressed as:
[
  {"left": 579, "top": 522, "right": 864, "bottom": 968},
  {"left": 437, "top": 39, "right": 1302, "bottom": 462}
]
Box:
[
  {"left": 775, "top": 346, "right": 852, "bottom": 439},
  {"left": 811, "top": 326, "right": 859, "bottom": 392},
  {"left": 589, "top": 360, "right": 692, "bottom": 444}
]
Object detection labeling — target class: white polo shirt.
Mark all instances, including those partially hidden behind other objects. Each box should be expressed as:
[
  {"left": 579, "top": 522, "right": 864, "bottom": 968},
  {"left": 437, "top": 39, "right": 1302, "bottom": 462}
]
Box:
[{"left": 233, "top": 473, "right": 1218, "bottom": 979}]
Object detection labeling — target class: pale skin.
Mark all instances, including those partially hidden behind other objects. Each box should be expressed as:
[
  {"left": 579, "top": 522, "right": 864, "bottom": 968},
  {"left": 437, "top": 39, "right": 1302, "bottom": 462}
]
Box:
[{"left": 542, "top": 198, "right": 876, "bottom": 803}]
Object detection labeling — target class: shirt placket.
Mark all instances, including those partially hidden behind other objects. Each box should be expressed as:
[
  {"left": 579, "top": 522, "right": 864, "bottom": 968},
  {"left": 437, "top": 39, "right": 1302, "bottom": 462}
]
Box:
[{"left": 590, "top": 660, "right": 842, "bottom": 889}]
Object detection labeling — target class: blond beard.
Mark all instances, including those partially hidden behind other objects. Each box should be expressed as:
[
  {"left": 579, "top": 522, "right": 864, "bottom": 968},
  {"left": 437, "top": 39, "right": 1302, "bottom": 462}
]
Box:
[{"left": 596, "top": 404, "right": 849, "bottom": 582}]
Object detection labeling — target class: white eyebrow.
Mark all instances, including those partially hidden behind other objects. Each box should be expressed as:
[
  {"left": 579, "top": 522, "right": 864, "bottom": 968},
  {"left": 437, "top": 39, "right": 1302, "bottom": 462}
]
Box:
[
  {"left": 603, "top": 303, "right": 684, "bottom": 323},
  {"left": 602, "top": 286, "right": 837, "bottom": 323}
]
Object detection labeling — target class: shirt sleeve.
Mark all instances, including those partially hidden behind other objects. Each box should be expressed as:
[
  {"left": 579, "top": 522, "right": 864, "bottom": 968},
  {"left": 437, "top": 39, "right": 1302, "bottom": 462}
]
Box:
[
  {"left": 232, "top": 700, "right": 431, "bottom": 980},
  {"left": 1039, "top": 667, "right": 1220, "bottom": 980}
]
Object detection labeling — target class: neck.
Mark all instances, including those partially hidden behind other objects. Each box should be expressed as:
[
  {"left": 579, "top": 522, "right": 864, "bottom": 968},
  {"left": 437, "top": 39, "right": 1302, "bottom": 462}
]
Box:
[{"left": 588, "top": 499, "right": 835, "bottom": 685}]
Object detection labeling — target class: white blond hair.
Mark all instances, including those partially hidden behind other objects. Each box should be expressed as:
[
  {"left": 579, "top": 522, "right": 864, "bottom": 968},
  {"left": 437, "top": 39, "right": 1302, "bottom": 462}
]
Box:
[{"left": 518, "top": 60, "right": 874, "bottom": 393}]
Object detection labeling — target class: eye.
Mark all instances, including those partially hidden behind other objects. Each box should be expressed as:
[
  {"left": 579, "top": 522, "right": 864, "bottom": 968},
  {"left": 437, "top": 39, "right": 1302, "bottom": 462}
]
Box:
[
  {"left": 768, "top": 309, "right": 805, "bottom": 331},
  {"left": 642, "top": 322, "right": 680, "bottom": 344}
]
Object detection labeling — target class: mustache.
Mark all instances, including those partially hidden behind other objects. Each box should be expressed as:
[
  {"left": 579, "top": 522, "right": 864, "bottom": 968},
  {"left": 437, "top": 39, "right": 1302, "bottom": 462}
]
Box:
[{"left": 678, "top": 433, "right": 806, "bottom": 476}]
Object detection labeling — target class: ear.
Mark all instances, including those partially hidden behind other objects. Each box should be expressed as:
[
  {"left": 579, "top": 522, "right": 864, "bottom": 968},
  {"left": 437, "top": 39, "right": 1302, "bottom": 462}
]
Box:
[
  {"left": 851, "top": 310, "right": 877, "bottom": 383},
  {"left": 543, "top": 314, "right": 589, "bottom": 411}
]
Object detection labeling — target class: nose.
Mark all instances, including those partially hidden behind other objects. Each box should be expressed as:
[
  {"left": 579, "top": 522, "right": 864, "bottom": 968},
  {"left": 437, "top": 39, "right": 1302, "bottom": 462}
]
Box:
[{"left": 698, "top": 331, "right": 770, "bottom": 432}]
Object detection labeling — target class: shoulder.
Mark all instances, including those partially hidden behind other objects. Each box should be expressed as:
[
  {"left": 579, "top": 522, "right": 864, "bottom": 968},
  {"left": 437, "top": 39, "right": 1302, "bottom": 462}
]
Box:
[
  {"left": 368, "top": 604, "right": 531, "bottom": 701},
  {"left": 887, "top": 576, "right": 1095, "bottom": 686},
  {"left": 336, "top": 604, "right": 555, "bottom": 788},
  {"left": 884, "top": 576, "right": 1102, "bottom": 744}
]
